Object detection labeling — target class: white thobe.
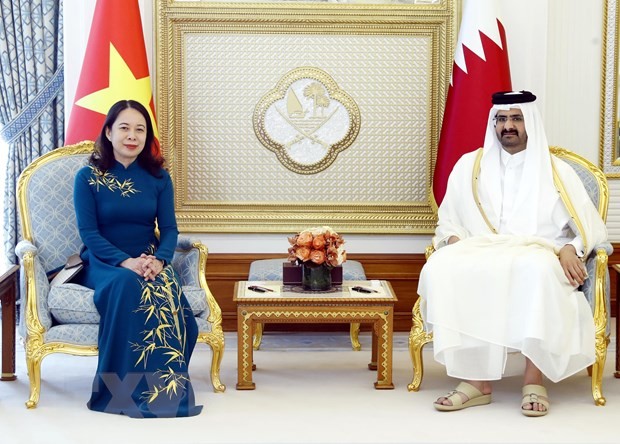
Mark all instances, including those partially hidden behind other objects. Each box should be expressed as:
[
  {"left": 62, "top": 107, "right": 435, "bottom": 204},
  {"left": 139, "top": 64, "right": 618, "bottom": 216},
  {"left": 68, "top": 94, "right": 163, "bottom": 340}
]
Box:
[{"left": 419, "top": 149, "right": 607, "bottom": 382}]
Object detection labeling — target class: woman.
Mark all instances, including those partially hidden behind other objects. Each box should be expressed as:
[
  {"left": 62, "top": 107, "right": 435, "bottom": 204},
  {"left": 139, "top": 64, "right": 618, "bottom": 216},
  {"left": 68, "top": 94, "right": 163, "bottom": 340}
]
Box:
[{"left": 73, "top": 99, "right": 202, "bottom": 418}]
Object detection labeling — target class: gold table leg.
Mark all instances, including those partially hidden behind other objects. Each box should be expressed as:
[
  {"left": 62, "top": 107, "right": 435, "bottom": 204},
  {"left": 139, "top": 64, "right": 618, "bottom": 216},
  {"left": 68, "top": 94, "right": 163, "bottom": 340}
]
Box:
[
  {"left": 236, "top": 308, "right": 255, "bottom": 390},
  {"left": 373, "top": 309, "right": 394, "bottom": 389},
  {"left": 350, "top": 322, "right": 361, "bottom": 351},
  {"left": 368, "top": 325, "right": 378, "bottom": 371}
]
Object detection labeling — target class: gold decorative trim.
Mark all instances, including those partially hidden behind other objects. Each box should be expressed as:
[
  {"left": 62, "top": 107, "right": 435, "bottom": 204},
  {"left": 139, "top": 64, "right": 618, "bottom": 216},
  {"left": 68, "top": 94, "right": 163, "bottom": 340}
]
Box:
[
  {"left": 600, "top": 0, "right": 620, "bottom": 176},
  {"left": 471, "top": 148, "right": 497, "bottom": 234},
  {"left": 155, "top": 0, "right": 456, "bottom": 233},
  {"left": 17, "top": 141, "right": 94, "bottom": 243},
  {"left": 551, "top": 161, "right": 589, "bottom": 254},
  {"left": 17, "top": 142, "right": 98, "bottom": 408},
  {"left": 192, "top": 240, "right": 227, "bottom": 392},
  {"left": 254, "top": 67, "right": 361, "bottom": 174},
  {"left": 238, "top": 308, "right": 392, "bottom": 385},
  {"left": 469, "top": 146, "right": 609, "bottom": 243},
  {"left": 407, "top": 297, "right": 432, "bottom": 392},
  {"left": 591, "top": 248, "right": 609, "bottom": 406},
  {"left": 550, "top": 146, "right": 609, "bottom": 222}
]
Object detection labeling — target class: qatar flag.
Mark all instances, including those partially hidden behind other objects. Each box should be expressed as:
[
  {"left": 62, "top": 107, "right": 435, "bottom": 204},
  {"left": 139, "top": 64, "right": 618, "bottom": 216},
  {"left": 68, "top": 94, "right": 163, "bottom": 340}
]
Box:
[
  {"left": 65, "top": 0, "right": 160, "bottom": 156},
  {"left": 433, "top": 0, "right": 512, "bottom": 205}
]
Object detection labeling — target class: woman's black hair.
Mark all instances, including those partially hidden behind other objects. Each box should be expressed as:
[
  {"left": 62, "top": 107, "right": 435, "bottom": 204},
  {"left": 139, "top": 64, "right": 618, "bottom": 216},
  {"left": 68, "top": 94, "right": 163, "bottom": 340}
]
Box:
[{"left": 89, "top": 99, "right": 164, "bottom": 177}]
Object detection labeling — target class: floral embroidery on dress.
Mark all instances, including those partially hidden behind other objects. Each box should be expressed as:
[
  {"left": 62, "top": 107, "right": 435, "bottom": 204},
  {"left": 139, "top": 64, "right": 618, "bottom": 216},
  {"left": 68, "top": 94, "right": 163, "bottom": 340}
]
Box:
[
  {"left": 88, "top": 166, "right": 140, "bottom": 197},
  {"left": 131, "top": 266, "right": 189, "bottom": 403}
]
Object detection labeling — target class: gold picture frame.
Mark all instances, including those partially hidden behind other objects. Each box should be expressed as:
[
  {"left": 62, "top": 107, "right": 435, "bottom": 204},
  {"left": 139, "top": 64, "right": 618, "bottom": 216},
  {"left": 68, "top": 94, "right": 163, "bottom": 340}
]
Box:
[
  {"left": 601, "top": 0, "right": 620, "bottom": 176},
  {"left": 155, "top": 0, "right": 456, "bottom": 233}
]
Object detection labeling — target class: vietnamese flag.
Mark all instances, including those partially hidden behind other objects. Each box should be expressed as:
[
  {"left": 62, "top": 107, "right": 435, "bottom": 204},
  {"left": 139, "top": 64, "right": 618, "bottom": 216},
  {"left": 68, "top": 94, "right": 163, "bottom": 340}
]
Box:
[
  {"left": 433, "top": 0, "right": 512, "bottom": 205},
  {"left": 65, "top": 0, "right": 159, "bottom": 156}
]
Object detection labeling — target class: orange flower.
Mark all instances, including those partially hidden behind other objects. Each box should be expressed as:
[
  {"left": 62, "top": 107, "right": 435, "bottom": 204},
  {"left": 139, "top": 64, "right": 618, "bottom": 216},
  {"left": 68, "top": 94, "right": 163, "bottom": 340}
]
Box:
[
  {"left": 287, "top": 235, "right": 299, "bottom": 246},
  {"left": 295, "top": 246, "right": 311, "bottom": 261},
  {"left": 287, "top": 246, "right": 298, "bottom": 262},
  {"left": 326, "top": 245, "right": 346, "bottom": 267},
  {"left": 310, "top": 249, "right": 326, "bottom": 265},
  {"left": 312, "top": 234, "right": 326, "bottom": 250},
  {"left": 288, "top": 226, "right": 346, "bottom": 267},
  {"left": 296, "top": 231, "right": 313, "bottom": 247}
]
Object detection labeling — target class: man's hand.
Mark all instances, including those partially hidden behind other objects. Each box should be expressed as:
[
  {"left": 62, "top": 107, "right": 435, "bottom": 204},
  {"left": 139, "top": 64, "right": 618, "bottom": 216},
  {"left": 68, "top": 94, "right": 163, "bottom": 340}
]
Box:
[
  {"left": 558, "top": 244, "right": 587, "bottom": 287},
  {"left": 447, "top": 236, "right": 460, "bottom": 245}
]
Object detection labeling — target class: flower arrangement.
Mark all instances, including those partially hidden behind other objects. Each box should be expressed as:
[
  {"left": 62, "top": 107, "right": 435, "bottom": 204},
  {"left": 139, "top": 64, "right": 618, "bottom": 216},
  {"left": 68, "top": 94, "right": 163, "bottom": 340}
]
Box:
[{"left": 287, "top": 226, "right": 346, "bottom": 268}]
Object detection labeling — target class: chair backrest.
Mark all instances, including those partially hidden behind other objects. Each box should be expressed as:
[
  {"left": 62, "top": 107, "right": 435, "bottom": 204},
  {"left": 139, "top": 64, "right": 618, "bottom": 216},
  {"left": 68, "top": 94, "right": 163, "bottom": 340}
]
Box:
[
  {"left": 17, "top": 142, "right": 94, "bottom": 273},
  {"left": 549, "top": 146, "right": 609, "bottom": 222}
]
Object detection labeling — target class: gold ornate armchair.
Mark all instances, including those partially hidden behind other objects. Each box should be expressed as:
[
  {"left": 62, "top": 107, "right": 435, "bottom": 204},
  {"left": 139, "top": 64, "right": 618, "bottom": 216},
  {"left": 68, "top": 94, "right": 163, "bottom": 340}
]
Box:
[
  {"left": 15, "top": 141, "right": 226, "bottom": 409},
  {"left": 408, "top": 146, "right": 612, "bottom": 405}
]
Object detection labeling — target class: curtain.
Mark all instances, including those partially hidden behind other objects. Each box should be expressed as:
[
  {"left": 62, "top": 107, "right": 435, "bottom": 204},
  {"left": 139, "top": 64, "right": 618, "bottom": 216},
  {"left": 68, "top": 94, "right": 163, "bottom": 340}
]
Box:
[{"left": 0, "top": 0, "right": 64, "bottom": 263}]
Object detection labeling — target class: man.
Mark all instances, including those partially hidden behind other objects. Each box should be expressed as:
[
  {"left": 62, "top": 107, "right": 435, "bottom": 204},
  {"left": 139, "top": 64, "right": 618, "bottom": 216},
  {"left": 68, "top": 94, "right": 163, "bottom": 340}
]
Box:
[{"left": 418, "top": 91, "right": 608, "bottom": 417}]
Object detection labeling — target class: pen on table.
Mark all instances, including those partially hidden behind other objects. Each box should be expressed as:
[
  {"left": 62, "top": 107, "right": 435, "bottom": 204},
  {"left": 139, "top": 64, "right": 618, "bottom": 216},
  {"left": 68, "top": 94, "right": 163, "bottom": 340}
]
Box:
[
  {"left": 248, "top": 285, "right": 274, "bottom": 293},
  {"left": 351, "top": 286, "right": 378, "bottom": 293}
]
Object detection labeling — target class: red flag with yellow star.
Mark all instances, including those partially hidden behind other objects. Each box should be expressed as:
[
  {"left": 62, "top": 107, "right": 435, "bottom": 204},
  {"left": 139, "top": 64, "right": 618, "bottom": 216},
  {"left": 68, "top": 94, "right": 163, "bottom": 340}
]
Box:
[{"left": 65, "top": 0, "right": 159, "bottom": 155}]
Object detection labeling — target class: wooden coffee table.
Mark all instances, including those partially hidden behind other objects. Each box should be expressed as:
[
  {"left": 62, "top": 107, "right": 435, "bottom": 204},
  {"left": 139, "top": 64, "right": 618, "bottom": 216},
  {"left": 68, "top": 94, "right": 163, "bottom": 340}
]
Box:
[
  {"left": 233, "top": 280, "right": 397, "bottom": 390},
  {"left": 1, "top": 264, "right": 19, "bottom": 381}
]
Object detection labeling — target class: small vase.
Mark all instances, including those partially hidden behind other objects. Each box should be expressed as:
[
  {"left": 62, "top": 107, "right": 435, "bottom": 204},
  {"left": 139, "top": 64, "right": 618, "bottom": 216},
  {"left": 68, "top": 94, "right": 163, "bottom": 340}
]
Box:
[{"left": 301, "top": 262, "right": 332, "bottom": 291}]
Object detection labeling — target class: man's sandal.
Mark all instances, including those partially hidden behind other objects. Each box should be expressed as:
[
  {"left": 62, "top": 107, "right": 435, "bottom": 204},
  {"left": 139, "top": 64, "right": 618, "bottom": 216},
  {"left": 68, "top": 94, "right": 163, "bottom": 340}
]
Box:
[
  {"left": 521, "top": 384, "right": 549, "bottom": 417},
  {"left": 434, "top": 382, "right": 492, "bottom": 411}
]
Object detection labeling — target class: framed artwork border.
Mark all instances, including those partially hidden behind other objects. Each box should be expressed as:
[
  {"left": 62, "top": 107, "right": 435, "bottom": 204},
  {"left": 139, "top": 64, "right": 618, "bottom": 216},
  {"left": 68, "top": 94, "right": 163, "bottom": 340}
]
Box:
[
  {"left": 601, "top": 0, "right": 620, "bottom": 176},
  {"left": 155, "top": 1, "right": 456, "bottom": 233}
]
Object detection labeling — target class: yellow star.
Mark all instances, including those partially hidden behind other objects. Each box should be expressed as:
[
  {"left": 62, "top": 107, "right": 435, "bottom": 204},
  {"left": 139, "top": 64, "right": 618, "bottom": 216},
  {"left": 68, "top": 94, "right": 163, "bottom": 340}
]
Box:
[{"left": 76, "top": 43, "right": 159, "bottom": 139}]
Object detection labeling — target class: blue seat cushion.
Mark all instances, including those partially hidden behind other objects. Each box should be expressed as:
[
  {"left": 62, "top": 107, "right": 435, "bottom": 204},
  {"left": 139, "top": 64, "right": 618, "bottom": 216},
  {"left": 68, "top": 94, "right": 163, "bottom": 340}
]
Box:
[{"left": 48, "top": 283, "right": 208, "bottom": 324}]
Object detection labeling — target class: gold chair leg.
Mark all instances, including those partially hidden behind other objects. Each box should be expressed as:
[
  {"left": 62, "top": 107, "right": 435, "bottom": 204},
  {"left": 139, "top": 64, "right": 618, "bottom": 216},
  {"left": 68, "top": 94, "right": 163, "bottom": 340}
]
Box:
[
  {"left": 199, "top": 331, "right": 226, "bottom": 392},
  {"left": 590, "top": 249, "right": 608, "bottom": 406},
  {"left": 591, "top": 364, "right": 605, "bottom": 406},
  {"left": 591, "top": 335, "right": 609, "bottom": 406},
  {"left": 209, "top": 339, "right": 226, "bottom": 393},
  {"left": 408, "top": 329, "right": 425, "bottom": 392},
  {"left": 25, "top": 351, "right": 42, "bottom": 409},
  {"left": 350, "top": 322, "right": 361, "bottom": 351},
  {"left": 408, "top": 298, "right": 432, "bottom": 392},
  {"left": 253, "top": 322, "right": 264, "bottom": 350}
]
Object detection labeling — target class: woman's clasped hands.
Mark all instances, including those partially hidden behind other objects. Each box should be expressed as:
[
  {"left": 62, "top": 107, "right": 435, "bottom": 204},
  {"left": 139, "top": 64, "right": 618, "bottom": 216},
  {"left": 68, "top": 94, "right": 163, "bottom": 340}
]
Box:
[{"left": 120, "top": 254, "right": 165, "bottom": 281}]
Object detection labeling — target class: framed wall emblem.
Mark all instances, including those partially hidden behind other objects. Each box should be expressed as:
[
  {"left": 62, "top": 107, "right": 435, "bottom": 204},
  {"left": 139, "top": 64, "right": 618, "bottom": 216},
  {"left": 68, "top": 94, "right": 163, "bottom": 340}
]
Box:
[
  {"left": 155, "top": 0, "right": 456, "bottom": 233},
  {"left": 254, "top": 66, "right": 360, "bottom": 174}
]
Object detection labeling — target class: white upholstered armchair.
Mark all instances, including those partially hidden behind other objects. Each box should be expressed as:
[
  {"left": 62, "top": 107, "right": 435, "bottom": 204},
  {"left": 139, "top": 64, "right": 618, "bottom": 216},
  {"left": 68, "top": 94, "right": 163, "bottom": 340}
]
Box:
[
  {"left": 15, "top": 141, "right": 226, "bottom": 409},
  {"left": 408, "top": 146, "right": 613, "bottom": 406}
]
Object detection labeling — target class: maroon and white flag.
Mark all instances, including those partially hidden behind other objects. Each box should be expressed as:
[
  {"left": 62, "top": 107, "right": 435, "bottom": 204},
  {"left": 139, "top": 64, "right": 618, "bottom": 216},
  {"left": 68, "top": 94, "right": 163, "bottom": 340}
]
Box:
[{"left": 433, "top": 0, "right": 512, "bottom": 206}]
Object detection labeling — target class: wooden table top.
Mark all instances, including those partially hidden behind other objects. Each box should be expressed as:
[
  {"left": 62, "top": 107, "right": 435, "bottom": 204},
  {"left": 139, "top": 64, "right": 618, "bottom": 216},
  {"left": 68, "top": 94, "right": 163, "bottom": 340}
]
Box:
[
  {"left": 234, "top": 280, "right": 397, "bottom": 303},
  {"left": 0, "top": 264, "right": 19, "bottom": 282}
]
